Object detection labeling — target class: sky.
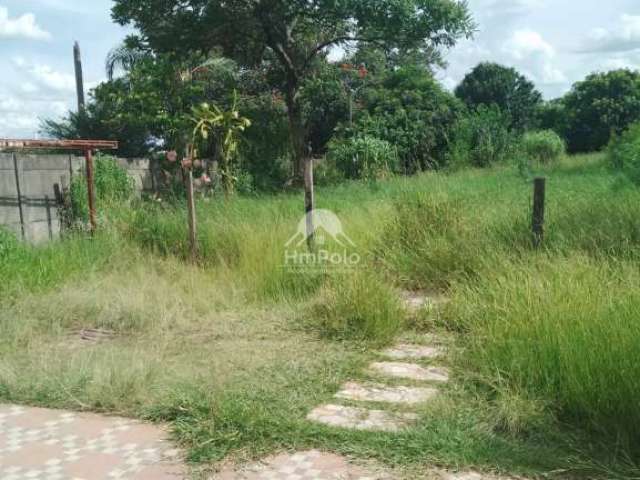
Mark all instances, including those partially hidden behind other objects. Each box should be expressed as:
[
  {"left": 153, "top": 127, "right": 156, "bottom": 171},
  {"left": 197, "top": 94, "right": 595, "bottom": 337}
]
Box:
[{"left": 0, "top": 0, "right": 639, "bottom": 138}]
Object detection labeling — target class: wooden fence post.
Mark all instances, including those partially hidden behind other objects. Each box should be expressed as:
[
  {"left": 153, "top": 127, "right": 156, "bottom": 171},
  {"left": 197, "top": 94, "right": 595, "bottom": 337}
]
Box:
[
  {"left": 45, "top": 195, "right": 53, "bottom": 241},
  {"left": 304, "top": 156, "right": 315, "bottom": 250},
  {"left": 186, "top": 168, "right": 198, "bottom": 260},
  {"left": 85, "top": 148, "right": 97, "bottom": 234},
  {"left": 532, "top": 177, "right": 546, "bottom": 248}
]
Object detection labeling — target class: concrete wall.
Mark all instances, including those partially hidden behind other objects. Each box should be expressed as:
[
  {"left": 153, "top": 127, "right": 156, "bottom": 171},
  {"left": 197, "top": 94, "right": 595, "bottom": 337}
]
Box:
[{"left": 0, "top": 154, "right": 155, "bottom": 243}]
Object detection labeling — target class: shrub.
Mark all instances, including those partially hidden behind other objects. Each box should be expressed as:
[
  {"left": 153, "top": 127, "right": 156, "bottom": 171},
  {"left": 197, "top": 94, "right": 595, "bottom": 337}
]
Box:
[
  {"left": 327, "top": 135, "right": 398, "bottom": 181},
  {"left": 71, "top": 155, "right": 134, "bottom": 221},
  {"left": 522, "top": 130, "right": 565, "bottom": 164},
  {"left": 311, "top": 271, "right": 405, "bottom": 345},
  {"left": 608, "top": 122, "right": 640, "bottom": 185},
  {"left": 352, "top": 66, "right": 464, "bottom": 172},
  {"left": 448, "top": 105, "right": 515, "bottom": 168}
]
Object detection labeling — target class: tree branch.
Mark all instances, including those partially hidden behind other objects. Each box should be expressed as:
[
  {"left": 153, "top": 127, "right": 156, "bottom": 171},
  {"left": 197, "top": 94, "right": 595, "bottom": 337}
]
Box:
[{"left": 304, "top": 35, "right": 385, "bottom": 67}]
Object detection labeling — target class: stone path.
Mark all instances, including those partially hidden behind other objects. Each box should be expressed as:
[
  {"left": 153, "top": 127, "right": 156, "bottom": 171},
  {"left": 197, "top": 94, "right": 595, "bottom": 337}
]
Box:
[
  {"left": 307, "top": 315, "right": 452, "bottom": 432},
  {"left": 0, "top": 404, "right": 184, "bottom": 480}
]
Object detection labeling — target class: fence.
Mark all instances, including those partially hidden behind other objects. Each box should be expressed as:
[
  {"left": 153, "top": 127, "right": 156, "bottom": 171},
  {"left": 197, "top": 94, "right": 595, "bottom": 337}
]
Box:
[{"left": 0, "top": 153, "right": 155, "bottom": 243}]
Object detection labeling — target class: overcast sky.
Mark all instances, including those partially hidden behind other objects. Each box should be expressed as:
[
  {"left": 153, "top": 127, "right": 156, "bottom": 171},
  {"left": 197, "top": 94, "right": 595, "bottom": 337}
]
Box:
[{"left": 0, "top": 0, "right": 639, "bottom": 138}]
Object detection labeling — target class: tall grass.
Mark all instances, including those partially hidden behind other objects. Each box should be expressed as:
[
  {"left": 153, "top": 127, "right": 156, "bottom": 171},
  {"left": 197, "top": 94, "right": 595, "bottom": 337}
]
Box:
[
  {"left": 446, "top": 257, "right": 640, "bottom": 451},
  {"left": 4, "top": 153, "right": 640, "bottom": 472}
]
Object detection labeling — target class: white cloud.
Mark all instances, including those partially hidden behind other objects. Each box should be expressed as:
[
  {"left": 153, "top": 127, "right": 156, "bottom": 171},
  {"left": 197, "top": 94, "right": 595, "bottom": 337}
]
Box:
[
  {"left": 506, "top": 29, "right": 555, "bottom": 60},
  {"left": 0, "top": 7, "right": 50, "bottom": 40},
  {"left": 483, "top": 0, "right": 544, "bottom": 18},
  {"left": 13, "top": 57, "right": 75, "bottom": 93},
  {"left": 581, "top": 14, "right": 640, "bottom": 53}
]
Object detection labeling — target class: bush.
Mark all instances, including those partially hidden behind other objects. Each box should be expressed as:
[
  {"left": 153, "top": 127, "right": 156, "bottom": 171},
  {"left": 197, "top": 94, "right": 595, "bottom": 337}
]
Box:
[
  {"left": 522, "top": 130, "right": 565, "bottom": 164},
  {"left": 327, "top": 135, "right": 398, "bottom": 181},
  {"left": 71, "top": 155, "right": 134, "bottom": 222},
  {"left": 352, "top": 66, "right": 464, "bottom": 172},
  {"left": 448, "top": 105, "right": 515, "bottom": 168},
  {"left": 609, "top": 122, "right": 640, "bottom": 185},
  {"left": 311, "top": 271, "right": 405, "bottom": 345}
]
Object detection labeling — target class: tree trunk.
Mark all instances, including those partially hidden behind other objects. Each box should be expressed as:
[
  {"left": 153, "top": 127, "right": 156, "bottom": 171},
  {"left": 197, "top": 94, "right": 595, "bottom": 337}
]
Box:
[{"left": 285, "top": 85, "right": 305, "bottom": 182}]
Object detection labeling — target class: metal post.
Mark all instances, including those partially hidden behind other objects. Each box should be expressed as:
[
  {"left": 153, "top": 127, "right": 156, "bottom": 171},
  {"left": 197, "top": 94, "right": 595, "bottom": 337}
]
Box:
[
  {"left": 73, "top": 42, "right": 85, "bottom": 112},
  {"left": 85, "top": 148, "right": 97, "bottom": 234},
  {"left": 12, "top": 153, "right": 25, "bottom": 240},
  {"left": 532, "top": 177, "right": 546, "bottom": 248}
]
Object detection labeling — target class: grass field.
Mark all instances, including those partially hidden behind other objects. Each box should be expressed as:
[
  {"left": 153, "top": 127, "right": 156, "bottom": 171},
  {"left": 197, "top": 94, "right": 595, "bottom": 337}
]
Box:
[{"left": 1, "top": 153, "right": 640, "bottom": 478}]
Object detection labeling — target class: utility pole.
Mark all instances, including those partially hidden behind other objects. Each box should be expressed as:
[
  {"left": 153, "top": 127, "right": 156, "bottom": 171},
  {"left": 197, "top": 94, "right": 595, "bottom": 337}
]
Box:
[{"left": 73, "top": 41, "right": 85, "bottom": 112}]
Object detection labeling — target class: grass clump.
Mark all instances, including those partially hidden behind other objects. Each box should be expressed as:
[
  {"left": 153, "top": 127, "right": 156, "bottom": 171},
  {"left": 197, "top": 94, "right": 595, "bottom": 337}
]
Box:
[
  {"left": 311, "top": 271, "right": 404, "bottom": 345},
  {"left": 522, "top": 130, "right": 566, "bottom": 164},
  {"left": 446, "top": 256, "right": 640, "bottom": 451},
  {"left": 609, "top": 122, "right": 640, "bottom": 185}
]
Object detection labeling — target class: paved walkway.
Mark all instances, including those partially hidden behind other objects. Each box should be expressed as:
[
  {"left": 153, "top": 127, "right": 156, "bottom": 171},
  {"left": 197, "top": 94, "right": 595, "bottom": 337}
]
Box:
[
  {"left": 0, "top": 405, "right": 184, "bottom": 480},
  {"left": 1, "top": 293, "right": 508, "bottom": 480}
]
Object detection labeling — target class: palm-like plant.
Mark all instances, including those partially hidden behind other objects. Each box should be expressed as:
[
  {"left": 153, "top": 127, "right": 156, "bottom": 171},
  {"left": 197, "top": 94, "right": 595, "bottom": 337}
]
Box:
[
  {"left": 105, "top": 42, "right": 150, "bottom": 81},
  {"left": 191, "top": 93, "right": 251, "bottom": 195}
]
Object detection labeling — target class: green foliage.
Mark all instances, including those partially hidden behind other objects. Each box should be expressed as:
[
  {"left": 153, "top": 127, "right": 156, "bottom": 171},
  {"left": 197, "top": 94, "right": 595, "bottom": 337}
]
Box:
[
  {"left": 563, "top": 69, "right": 640, "bottom": 153},
  {"left": 0, "top": 228, "right": 18, "bottom": 260},
  {"left": 455, "top": 62, "right": 542, "bottom": 131},
  {"left": 352, "top": 66, "right": 464, "bottom": 171},
  {"left": 112, "top": 0, "right": 474, "bottom": 179},
  {"left": 327, "top": 135, "right": 397, "bottom": 181},
  {"left": 312, "top": 271, "right": 404, "bottom": 344},
  {"left": 448, "top": 105, "right": 515, "bottom": 168},
  {"left": 71, "top": 155, "right": 134, "bottom": 221},
  {"left": 608, "top": 122, "right": 640, "bottom": 185},
  {"left": 191, "top": 97, "right": 251, "bottom": 195},
  {"left": 447, "top": 257, "right": 640, "bottom": 449},
  {"left": 535, "top": 99, "right": 568, "bottom": 138},
  {"left": 522, "top": 130, "right": 566, "bottom": 164}
]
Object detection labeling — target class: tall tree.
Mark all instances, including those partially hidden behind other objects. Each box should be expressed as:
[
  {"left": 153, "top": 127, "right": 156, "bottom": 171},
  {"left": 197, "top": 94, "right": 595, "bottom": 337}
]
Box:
[
  {"left": 562, "top": 69, "right": 640, "bottom": 153},
  {"left": 112, "top": 0, "right": 474, "bottom": 179},
  {"left": 455, "top": 62, "right": 542, "bottom": 131}
]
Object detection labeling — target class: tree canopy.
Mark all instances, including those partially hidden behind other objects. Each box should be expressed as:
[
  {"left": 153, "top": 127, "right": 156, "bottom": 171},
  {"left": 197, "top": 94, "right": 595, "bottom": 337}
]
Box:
[
  {"left": 112, "top": 0, "right": 475, "bottom": 177},
  {"left": 455, "top": 62, "right": 542, "bottom": 131},
  {"left": 562, "top": 69, "right": 640, "bottom": 153}
]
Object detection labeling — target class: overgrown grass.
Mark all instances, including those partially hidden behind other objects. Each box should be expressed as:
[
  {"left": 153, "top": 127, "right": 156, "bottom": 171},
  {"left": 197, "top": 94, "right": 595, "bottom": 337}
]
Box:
[{"left": 2, "top": 153, "right": 640, "bottom": 477}]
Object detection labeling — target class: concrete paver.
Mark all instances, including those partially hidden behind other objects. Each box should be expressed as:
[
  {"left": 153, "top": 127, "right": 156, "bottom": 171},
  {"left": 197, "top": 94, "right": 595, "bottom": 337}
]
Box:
[
  {"left": 307, "top": 404, "right": 418, "bottom": 432},
  {"left": 213, "top": 450, "right": 390, "bottom": 479},
  {"left": 370, "top": 362, "right": 450, "bottom": 382},
  {"left": 335, "top": 382, "right": 439, "bottom": 405},
  {"left": 0, "top": 404, "right": 184, "bottom": 480}
]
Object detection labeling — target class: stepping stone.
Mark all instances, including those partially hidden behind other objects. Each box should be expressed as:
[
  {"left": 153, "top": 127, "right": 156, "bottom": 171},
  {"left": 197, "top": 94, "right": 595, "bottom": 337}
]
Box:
[
  {"left": 370, "top": 362, "right": 450, "bottom": 382},
  {"left": 307, "top": 404, "right": 418, "bottom": 432},
  {"left": 382, "top": 344, "right": 445, "bottom": 360},
  {"left": 335, "top": 382, "right": 439, "bottom": 405}
]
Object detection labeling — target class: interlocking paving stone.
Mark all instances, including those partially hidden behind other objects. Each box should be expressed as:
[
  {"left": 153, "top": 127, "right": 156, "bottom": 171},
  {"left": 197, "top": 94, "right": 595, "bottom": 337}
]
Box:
[
  {"left": 335, "top": 382, "right": 439, "bottom": 405},
  {"left": 382, "top": 344, "right": 445, "bottom": 360},
  {"left": 213, "top": 449, "right": 391, "bottom": 479},
  {"left": 443, "top": 473, "right": 483, "bottom": 480},
  {"left": 0, "top": 404, "right": 184, "bottom": 479},
  {"left": 307, "top": 404, "right": 418, "bottom": 432},
  {"left": 370, "top": 362, "right": 450, "bottom": 382}
]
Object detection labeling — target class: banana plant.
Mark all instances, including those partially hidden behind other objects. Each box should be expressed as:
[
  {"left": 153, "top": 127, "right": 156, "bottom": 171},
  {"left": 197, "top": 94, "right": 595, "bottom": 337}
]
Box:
[{"left": 190, "top": 93, "right": 251, "bottom": 196}]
